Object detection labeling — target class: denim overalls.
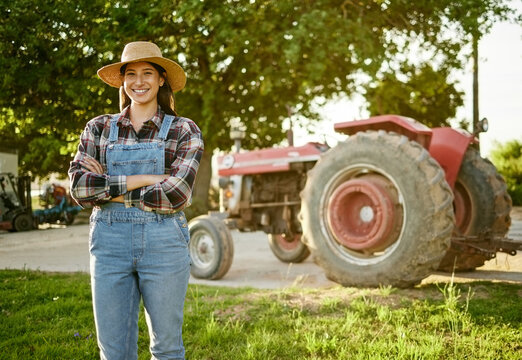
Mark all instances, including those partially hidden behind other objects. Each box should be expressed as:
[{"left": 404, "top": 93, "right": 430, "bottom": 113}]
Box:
[{"left": 89, "top": 114, "right": 190, "bottom": 360}]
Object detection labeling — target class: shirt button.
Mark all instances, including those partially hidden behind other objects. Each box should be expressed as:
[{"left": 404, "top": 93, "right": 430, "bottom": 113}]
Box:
[{"left": 182, "top": 224, "right": 187, "bottom": 228}]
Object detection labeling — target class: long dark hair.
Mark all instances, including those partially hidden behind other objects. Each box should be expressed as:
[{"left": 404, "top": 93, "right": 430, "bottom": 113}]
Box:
[{"left": 119, "top": 62, "right": 177, "bottom": 116}]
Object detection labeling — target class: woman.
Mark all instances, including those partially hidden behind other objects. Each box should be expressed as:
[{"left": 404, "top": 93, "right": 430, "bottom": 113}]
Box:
[{"left": 69, "top": 41, "right": 203, "bottom": 360}]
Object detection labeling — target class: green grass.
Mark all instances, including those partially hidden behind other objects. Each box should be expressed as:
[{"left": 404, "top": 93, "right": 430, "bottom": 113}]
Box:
[{"left": 0, "top": 270, "right": 521, "bottom": 359}]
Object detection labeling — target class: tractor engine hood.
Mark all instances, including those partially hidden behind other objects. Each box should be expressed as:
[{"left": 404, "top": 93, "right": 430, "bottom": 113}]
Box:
[{"left": 217, "top": 143, "right": 328, "bottom": 176}]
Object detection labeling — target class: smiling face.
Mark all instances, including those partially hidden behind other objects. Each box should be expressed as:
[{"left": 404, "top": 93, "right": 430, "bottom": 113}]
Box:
[{"left": 122, "top": 62, "right": 165, "bottom": 107}]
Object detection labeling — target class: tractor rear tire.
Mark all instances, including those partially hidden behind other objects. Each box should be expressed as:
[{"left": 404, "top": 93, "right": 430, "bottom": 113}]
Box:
[
  {"left": 188, "top": 215, "right": 234, "bottom": 280},
  {"left": 300, "top": 131, "right": 455, "bottom": 288},
  {"left": 13, "top": 214, "right": 33, "bottom": 232},
  {"left": 438, "top": 148, "right": 512, "bottom": 272},
  {"left": 268, "top": 234, "right": 310, "bottom": 263}
]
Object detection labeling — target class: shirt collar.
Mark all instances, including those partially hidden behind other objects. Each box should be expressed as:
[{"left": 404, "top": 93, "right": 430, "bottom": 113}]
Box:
[{"left": 117, "top": 105, "right": 165, "bottom": 129}]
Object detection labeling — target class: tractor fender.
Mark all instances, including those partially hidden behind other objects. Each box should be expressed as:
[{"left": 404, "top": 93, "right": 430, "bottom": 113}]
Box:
[
  {"left": 334, "top": 115, "right": 475, "bottom": 188},
  {"left": 334, "top": 115, "right": 433, "bottom": 149},
  {"left": 428, "top": 127, "right": 476, "bottom": 188}
]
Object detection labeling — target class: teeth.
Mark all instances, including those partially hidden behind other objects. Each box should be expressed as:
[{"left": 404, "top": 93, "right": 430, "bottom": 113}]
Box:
[{"left": 134, "top": 89, "right": 148, "bottom": 93}]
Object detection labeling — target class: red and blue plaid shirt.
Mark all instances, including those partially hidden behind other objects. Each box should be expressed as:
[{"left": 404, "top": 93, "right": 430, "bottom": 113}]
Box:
[{"left": 68, "top": 105, "right": 204, "bottom": 213}]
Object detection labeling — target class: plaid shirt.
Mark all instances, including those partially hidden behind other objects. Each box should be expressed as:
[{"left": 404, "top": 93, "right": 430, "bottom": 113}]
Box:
[{"left": 68, "top": 105, "right": 204, "bottom": 213}]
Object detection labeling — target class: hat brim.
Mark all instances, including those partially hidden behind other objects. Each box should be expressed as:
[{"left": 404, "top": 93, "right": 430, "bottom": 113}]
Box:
[{"left": 97, "top": 56, "right": 186, "bottom": 92}]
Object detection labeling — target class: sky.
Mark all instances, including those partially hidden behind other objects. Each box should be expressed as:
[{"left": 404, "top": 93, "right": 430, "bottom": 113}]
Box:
[
  {"left": 292, "top": 19, "right": 522, "bottom": 158},
  {"left": 473, "top": 21, "right": 522, "bottom": 156}
]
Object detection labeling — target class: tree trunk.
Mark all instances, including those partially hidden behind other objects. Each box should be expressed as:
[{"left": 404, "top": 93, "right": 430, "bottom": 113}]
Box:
[{"left": 189, "top": 148, "right": 212, "bottom": 218}]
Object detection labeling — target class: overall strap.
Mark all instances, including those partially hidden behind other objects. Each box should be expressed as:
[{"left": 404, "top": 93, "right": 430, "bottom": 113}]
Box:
[
  {"left": 108, "top": 115, "right": 120, "bottom": 143},
  {"left": 157, "top": 115, "right": 176, "bottom": 141}
]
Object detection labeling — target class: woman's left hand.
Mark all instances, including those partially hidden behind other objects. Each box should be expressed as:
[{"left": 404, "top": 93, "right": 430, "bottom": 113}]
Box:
[
  {"left": 81, "top": 156, "right": 105, "bottom": 175},
  {"left": 110, "top": 195, "right": 124, "bottom": 203}
]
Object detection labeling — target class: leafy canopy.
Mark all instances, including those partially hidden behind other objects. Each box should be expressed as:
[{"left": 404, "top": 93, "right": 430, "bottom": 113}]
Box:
[
  {"left": 365, "top": 63, "right": 465, "bottom": 129},
  {"left": 0, "top": 0, "right": 517, "bottom": 177}
]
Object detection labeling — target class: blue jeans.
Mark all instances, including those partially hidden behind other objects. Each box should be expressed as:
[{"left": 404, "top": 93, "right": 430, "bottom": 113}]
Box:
[{"left": 89, "top": 204, "right": 191, "bottom": 360}]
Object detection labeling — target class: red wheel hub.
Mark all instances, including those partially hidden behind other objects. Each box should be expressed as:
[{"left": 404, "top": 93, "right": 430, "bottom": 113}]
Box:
[
  {"left": 453, "top": 182, "right": 472, "bottom": 233},
  {"left": 275, "top": 234, "right": 301, "bottom": 251},
  {"left": 327, "top": 175, "right": 401, "bottom": 252}
]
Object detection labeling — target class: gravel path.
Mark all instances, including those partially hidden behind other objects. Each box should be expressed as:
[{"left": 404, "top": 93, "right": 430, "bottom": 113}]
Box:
[{"left": 0, "top": 209, "right": 521, "bottom": 289}]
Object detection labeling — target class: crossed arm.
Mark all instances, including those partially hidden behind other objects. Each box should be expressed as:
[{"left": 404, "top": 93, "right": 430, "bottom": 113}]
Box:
[
  {"left": 69, "top": 116, "right": 203, "bottom": 212},
  {"left": 80, "top": 157, "right": 169, "bottom": 203}
]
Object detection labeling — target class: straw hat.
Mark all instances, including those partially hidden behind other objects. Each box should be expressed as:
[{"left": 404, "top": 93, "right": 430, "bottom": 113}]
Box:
[{"left": 97, "top": 41, "right": 186, "bottom": 92}]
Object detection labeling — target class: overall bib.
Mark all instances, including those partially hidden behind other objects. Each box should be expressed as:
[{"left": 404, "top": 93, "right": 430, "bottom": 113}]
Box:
[{"left": 89, "top": 114, "right": 190, "bottom": 360}]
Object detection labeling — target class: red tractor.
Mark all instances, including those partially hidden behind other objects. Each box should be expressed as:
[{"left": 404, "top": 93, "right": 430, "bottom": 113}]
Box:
[{"left": 188, "top": 115, "right": 519, "bottom": 287}]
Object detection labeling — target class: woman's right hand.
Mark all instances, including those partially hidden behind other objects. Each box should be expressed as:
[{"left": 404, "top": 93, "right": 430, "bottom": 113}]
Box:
[
  {"left": 81, "top": 156, "right": 105, "bottom": 175},
  {"left": 80, "top": 154, "right": 170, "bottom": 192}
]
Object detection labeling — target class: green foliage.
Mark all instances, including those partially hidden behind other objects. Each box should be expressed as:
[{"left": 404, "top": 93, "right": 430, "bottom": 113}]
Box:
[
  {"left": 0, "top": 0, "right": 116, "bottom": 176},
  {"left": 365, "top": 63, "right": 465, "bottom": 127},
  {"left": 364, "top": 0, "right": 517, "bottom": 128},
  {"left": 0, "top": 0, "right": 518, "bottom": 177},
  {"left": 1, "top": 270, "right": 521, "bottom": 359},
  {"left": 490, "top": 140, "right": 522, "bottom": 205},
  {"left": 445, "top": 0, "right": 519, "bottom": 38}
]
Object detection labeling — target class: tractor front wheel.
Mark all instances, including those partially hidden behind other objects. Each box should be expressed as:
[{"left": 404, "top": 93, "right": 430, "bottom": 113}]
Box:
[
  {"left": 188, "top": 215, "right": 234, "bottom": 280},
  {"left": 268, "top": 233, "right": 310, "bottom": 263},
  {"left": 300, "top": 131, "right": 455, "bottom": 288}
]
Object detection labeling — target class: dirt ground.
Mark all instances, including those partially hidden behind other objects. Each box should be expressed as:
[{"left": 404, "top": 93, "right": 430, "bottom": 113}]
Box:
[{"left": 0, "top": 208, "right": 521, "bottom": 289}]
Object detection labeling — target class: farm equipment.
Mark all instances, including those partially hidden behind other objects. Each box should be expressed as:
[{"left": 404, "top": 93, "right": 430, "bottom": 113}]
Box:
[
  {"left": 0, "top": 173, "right": 33, "bottom": 231},
  {"left": 188, "top": 115, "right": 521, "bottom": 288},
  {"left": 0, "top": 173, "right": 82, "bottom": 231},
  {"left": 32, "top": 183, "right": 83, "bottom": 226}
]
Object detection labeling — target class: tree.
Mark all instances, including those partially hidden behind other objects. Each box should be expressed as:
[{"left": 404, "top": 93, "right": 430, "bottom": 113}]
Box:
[
  {"left": 364, "top": 63, "right": 465, "bottom": 128},
  {"left": 0, "top": 0, "right": 113, "bottom": 175},
  {"left": 364, "top": 0, "right": 518, "bottom": 128},
  {"left": 1, "top": 0, "right": 518, "bottom": 214},
  {"left": 490, "top": 140, "right": 522, "bottom": 206}
]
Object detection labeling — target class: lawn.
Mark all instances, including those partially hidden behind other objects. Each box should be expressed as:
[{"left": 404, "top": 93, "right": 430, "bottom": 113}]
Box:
[{"left": 0, "top": 270, "right": 520, "bottom": 359}]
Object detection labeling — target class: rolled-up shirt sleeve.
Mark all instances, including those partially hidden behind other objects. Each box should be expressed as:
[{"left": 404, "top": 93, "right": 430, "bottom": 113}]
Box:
[
  {"left": 124, "top": 118, "right": 204, "bottom": 213},
  {"left": 68, "top": 118, "right": 127, "bottom": 208}
]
